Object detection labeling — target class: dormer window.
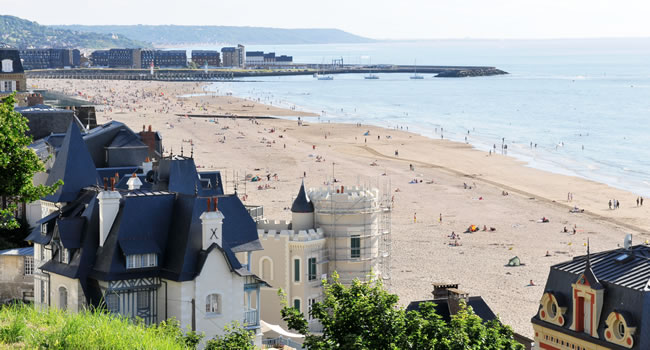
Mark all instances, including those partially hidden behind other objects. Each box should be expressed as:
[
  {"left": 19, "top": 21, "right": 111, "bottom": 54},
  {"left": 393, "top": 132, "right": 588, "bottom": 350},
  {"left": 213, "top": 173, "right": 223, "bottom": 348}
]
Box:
[
  {"left": 126, "top": 253, "right": 158, "bottom": 269},
  {"left": 538, "top": 292, "right": 567, "bottom": 327},
  {"left": 41, "top": 223, "right": 47, "bottom": 235},
  {"left": 1, "top": 59, "right": 13, "bottom": 73},
  {"left": 59, "top": 248, "right": 69, "bottom": 264},
  {"left": 604, "top": 311, "right": 636, "bottom": 348}
]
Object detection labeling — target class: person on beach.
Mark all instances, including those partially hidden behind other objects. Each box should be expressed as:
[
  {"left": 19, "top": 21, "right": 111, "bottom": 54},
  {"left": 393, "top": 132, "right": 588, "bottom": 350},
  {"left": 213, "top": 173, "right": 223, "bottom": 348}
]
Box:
[
  {"left": 642, "top": 197, "right": 644, "bottom": 206},
  {"left": 439, "top": 213, "right": 442, "bottom": 223},
  {"left": 414, "top": 213, "right": 417, "bottom": 223},
  {"left": 637, "top": 197, "right": 640, "bottom": 207},
  {"left": 609, "top": 200, "right": 612, "bottom": 210}
]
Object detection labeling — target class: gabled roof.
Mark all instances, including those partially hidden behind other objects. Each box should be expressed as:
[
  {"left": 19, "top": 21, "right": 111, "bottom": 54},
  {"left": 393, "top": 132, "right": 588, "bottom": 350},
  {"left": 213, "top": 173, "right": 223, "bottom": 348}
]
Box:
[
  {"left": 0, "top": 247, "right": 33, "bottom": 256},
  {"left": 43, "top": 122, "right": 101, "bottom": 203},
  {"left": 291, "top": 181, "right": 314, "bottom": 213}
]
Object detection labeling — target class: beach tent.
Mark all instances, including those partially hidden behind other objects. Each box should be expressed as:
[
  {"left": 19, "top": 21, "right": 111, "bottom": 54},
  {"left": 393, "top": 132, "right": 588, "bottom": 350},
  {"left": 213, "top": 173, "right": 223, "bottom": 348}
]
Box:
[{"left": 508, "top": 256, "right": 521, "bottom": 266}]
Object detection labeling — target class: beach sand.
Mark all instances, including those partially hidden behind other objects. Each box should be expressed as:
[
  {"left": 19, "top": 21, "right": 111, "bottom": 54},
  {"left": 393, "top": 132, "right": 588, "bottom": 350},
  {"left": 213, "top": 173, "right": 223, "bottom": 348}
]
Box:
[{"left": 32, "top": 79, "right": 650, "bottom": 338}]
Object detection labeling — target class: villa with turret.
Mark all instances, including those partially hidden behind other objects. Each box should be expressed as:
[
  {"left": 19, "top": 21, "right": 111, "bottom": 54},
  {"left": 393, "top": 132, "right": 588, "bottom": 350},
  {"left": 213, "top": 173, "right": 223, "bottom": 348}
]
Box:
[{"left": 241, "top": 181, "right": 392, "bottom": 333}]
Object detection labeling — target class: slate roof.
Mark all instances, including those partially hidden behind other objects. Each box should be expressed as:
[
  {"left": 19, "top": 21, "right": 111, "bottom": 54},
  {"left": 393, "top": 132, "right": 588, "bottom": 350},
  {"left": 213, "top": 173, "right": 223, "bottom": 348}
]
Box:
[
  {"left": 406, "top": 296, "right": 497, "bottom": 323},
  {"left": 532, "top": 244, "right": 650, "bottom": 350},
  {"left": 291, "top": 181, "right": 314, "bottom": 213},
  {"left": 0, "top": 49, "right": 24, "bottom": 73},
  {"left": 43, "top": 123, "right": 101, "bottom": 202},
  {"left": 0, "top": 247, "right": 33, "bottom": 256},
  {"left": 15, "top": 105, "right": 83, "bottom": 141}
]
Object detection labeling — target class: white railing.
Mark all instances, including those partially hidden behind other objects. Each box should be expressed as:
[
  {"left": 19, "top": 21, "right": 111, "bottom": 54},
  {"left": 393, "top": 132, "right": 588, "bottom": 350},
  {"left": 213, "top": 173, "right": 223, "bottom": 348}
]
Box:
[{"left": 243, "top": 309, "right": 258, "bottom": 327}]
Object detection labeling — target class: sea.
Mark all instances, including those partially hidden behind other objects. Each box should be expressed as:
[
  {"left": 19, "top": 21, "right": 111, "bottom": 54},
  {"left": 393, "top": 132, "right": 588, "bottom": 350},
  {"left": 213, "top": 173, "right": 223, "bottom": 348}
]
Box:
[{"left": 197, "top": 39, "right": 650, "bottom": 196}]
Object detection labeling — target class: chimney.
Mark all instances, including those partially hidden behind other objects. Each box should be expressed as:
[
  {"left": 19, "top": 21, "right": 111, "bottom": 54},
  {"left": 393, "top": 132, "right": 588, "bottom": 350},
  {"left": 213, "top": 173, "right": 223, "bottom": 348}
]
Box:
[
  {"left": 98, "top": 177, "right": 122, "bottom": 247},
  {"left": 127, "top": 173, "right": 142, "bottom": 190},
  {"left": 200, "top": 197, "right": 225, "bottom": 250},
  {"left": 446, "top": 288, "right": 469, "bottom": 316},
  {"left": 142, "top": 157, "right": 153, "bottom": 174},
  {"left": 431, "top": 283, "right": 459, "bottom": 300}
]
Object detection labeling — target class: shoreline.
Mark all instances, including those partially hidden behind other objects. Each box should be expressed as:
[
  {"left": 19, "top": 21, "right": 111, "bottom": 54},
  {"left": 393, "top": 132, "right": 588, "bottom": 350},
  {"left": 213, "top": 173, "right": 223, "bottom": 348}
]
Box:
[{"left": 31, "top": 79, "right": 650, "bottom": 338}]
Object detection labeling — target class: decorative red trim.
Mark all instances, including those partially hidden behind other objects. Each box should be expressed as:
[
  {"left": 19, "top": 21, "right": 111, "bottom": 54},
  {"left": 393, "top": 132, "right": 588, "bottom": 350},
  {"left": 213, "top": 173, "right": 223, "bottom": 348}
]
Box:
[{"left": 540, "top": 342, "right": 561, "bottom": 350}]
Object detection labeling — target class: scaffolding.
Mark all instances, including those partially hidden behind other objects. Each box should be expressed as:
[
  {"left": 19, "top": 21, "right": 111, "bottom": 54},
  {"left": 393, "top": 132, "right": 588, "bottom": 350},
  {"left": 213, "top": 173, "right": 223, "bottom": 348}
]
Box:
[{"left": 310, "top": 183, "right": 392, "bottom": 288}]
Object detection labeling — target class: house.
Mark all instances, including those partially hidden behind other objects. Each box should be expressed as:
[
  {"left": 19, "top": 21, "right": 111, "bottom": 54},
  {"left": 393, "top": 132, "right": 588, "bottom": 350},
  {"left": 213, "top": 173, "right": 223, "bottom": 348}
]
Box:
[
  {"left": 221, "top": 45, "right": 245, "bottom": 68},
  {"left": 407, "top": 283, "right": 534, "bottom": 350},
  {"left": 244, "top": 182, "right": 392, "bottom": 334},
  {"left": 191, "top": 51, "right": 221, "bottom": 68},
  {"left": 0, "top": 247, "right": 34, "bottom": 304},
  {"left": 26, "top": 122, "right": 267, "bottom": 346},
  {"left": 0, "top": 49, "right": 26, "bottom": 97},
  {"left": 531, "top": 241, "right": 650, "bottom": 350}
]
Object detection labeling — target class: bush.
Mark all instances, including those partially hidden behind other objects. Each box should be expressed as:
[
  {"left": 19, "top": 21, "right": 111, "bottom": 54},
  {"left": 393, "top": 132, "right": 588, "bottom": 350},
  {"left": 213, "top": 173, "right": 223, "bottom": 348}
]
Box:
[{"left": 0, "top": 304, "right": 193, "bottom": 349}]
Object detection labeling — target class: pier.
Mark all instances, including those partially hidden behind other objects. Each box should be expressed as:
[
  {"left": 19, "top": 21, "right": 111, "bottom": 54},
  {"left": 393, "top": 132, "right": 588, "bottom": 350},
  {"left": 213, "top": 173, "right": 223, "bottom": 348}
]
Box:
[{"left": 26, "top": 65, "right": 507, "bottom": 82}]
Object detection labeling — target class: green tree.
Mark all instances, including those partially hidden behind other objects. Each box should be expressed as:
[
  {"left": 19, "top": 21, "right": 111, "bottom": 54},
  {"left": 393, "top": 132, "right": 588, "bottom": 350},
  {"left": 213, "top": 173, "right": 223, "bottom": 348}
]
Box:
[
  {"left": 0, "top": 93, "right": 61, "bottom": 233},
  {"left": 280, "top": 272, "right": 523, "bottom": 350},
  {"left": 205, "top": 321, "right": 256, "bottom": 350}
]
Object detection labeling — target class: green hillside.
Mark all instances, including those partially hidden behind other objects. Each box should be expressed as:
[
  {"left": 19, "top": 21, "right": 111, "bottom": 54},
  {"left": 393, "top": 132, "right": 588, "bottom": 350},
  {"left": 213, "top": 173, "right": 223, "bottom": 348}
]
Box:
[
  {"left": 0, "top": 15, "right": 150, "bottom": 49},
  {"left": 53, "top": 24, "right": 373, "bottom": 45}
]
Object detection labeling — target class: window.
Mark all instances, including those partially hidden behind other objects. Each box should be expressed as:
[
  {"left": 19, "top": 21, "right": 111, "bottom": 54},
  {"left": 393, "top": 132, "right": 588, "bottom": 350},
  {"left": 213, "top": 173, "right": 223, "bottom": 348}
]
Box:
[
  {"left": 1, "top": 80, "right": 15, "bottom": 92},
  {"left": 59, "top": 248, "right": 69, "bottom": 264},
  {"left": 59, "top": 287, "right": 68, "bottom": 310},
  {"left": 41, "top": 223, "right": 47, "bottom": 235},
  {"left": 294, "top": 258, "right": 301, "bottom": 282},
  {"left": 126, "top": 254, "right": 158, "bottom": 269},
  {"left": 308, "top": 258, "right": 317, "bottom": 281},
  {"left": 293, "top": 299, "right": 301, "bottom": 312},
  {"left": 24, "top": 256, "right": 34, "bottom": 275},
  {"left": 206, "top": 294, "right": 221, "bottom": 314},
  {"left": 260, "top": 257, "right": 273, "bottom": 281},
  {"left": 308, "top": 298, "right": 316, "bottom": 320},
  {"left": 105, "top": 293, "right": 119, "bottom": 313},
  {"left": 137, "top": 291, "right": 149, "bottom": 310},
  {"left": 351, "top": 235, "right": 361, "bottom": 258},
  {"left": 1, "top": 59, "right": 13, "bottom": 73}
]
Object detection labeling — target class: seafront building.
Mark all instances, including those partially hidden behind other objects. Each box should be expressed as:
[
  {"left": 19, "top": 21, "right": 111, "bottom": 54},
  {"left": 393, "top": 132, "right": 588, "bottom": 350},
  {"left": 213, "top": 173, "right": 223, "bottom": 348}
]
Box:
[
  {"left": 245, "top": 51, "right": 293, "bottom": 67},
  {"left": 19, "top": 49, "right": 81, "bottom": 70},
  {"left": 243, "top": 182, "right": 392, "bottom": 333},
  {"left": 0, "top": 49, "right": 26, "bottom": 97},
  {"left": 90, "top": 49, "right": 187, "bottom": 68},
  {"left": 531, "top": 240, "right": 650, "bottom": 350},
  {"left": 221, "top": 44, "right": 246, "bottom": 68},
  {"left": 191, "top": 50, "right": 221, "bottom": 68},
  {"left": 25, "top": 121, "right": 266, "bottom": 346}
]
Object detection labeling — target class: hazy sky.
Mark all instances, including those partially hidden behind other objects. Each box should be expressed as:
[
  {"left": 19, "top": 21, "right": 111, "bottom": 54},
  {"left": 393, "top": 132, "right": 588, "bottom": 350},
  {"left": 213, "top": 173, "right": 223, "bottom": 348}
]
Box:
[{"left": 3, "top": 0, "right": 650, "bottom": 40}]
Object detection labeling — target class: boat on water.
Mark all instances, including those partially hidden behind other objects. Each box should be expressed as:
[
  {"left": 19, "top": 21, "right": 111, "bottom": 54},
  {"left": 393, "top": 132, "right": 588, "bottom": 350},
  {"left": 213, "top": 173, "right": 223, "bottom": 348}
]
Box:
[
  {"left": 364, "top": 74, "right": 379, "bottom": 80},
  {"left": 317, "top": 75, "right": 334, "bottom": 80},
  {"left": 410, "top": 60, "right": 424, "bottom": 79}
]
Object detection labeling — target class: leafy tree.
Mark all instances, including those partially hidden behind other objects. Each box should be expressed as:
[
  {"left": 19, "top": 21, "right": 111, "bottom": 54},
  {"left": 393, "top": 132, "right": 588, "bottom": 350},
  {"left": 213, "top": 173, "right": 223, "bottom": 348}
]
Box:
[
  {"left": 0, "top": 93, "right": 61, "bottom": 234},
  {"left": 280, "top": 272, "right": 523, "bottom": 350},
  {"left": 205, "top": 321, "right": 256, "bottom": 350}
]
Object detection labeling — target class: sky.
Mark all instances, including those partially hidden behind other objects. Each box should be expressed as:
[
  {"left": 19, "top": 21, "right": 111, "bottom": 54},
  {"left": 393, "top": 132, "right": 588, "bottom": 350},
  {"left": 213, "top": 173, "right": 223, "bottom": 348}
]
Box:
[{"left": 2, "top": 0, "right": 650, "bottom": 40}]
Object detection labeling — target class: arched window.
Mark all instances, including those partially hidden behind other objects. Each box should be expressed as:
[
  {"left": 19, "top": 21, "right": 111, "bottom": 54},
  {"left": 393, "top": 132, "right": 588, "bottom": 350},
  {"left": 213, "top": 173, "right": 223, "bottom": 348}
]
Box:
[
  {"left": 1, "top": 59, "right": 13, "bottom": 73},
  {"left": 205, "top": 293, "right": 221, "bottom": 315},
  {"left": 59, "top": 287, "right": 68, "bottom": 310},
  {"left": 260, "top": 257, "right": 273, "bottom": 281}
]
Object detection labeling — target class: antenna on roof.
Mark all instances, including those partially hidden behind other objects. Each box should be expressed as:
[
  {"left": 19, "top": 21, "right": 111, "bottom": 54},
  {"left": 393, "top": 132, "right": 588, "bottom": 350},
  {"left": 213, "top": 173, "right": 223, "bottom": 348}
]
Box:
[
  {"left": 190, "top": 144, "right": 194, "bottom": 159},
  {"left": 624, "top": 234, "right": 633, "bottom": 250},
  {"left": 181, "top": 145, "right": 184, "bottom": 157}
]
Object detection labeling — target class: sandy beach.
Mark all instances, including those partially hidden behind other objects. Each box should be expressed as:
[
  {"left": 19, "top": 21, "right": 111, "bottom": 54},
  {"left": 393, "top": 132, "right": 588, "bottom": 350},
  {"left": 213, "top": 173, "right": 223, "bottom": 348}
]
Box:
[{"left": 31, "top": 79, "right": 650, "bottom": 338}]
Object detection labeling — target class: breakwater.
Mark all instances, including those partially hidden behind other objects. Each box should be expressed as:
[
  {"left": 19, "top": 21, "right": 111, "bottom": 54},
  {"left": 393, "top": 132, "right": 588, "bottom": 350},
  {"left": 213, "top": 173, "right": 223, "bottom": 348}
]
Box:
[{"left": 26, "top": 65, "right": 507, "bottom": 81}]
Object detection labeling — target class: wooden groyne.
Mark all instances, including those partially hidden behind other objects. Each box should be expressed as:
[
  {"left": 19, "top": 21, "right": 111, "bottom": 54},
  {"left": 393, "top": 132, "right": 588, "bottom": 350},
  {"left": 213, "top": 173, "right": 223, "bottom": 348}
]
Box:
[{"left": 26, "top": 65, "right": 507, "bottom": 82}]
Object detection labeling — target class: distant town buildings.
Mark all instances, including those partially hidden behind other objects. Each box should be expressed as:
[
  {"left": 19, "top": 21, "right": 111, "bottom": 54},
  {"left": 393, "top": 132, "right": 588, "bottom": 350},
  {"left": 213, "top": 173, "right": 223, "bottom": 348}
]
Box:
[
  {"left": 19, "top": 49, "right": 80, "bottom": 70},
  {"left": 191, "top": 50, "right": 221, "bottom": 68},
  {"left": 245, "top": 51, "right": 293, "bottom": 67},
  {"left": 90, "top": 49, "right": 187, "bottom": 68},
  {"left": 532, "top": 240, "right": 650, "bottom": 350},
  {"left": 0, "top": 49, "right": 26, "bottom": 96},
  {"left": 221, "top": 44, "right": 246, "bottom": 68}
]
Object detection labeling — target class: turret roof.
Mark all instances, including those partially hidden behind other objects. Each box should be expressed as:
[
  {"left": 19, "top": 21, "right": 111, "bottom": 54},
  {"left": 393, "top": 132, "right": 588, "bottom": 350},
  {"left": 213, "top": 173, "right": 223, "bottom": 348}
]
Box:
[{"left": 291, "top": 181, "right": 314, "bottom": 213}]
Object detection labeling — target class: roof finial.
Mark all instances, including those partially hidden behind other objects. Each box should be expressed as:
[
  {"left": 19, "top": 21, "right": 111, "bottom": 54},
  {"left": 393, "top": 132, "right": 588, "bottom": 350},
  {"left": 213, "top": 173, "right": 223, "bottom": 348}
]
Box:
[
  {"left": 181, "top": 145, "right": 184, "bottom": 157},
  {"left": 586, "top": 238, "right": 591, "bottom": 268},
  {"left": 190, "top": 144, "right": 194, "bottom": 158}
]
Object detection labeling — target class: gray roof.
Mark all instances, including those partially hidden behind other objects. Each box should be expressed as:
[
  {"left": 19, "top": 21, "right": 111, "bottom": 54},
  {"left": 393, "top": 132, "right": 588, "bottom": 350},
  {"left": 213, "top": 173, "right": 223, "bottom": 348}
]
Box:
[
  {"left": 0, "top": 49, "right": 24, "bottom": 73},
  {"left": 0, "top": 247, "right": 33, "bottom": 256},
  {"left": 291, "top": 181, "right": 314, "bottom": 213}
]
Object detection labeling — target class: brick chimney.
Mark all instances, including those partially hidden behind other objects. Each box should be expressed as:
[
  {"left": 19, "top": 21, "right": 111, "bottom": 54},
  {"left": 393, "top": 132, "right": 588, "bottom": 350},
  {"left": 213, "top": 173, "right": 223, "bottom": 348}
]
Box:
[
  {"left": 446, "top": 288, "right": 469, "bottom": 316},
  {"left": 98, "top": 178, "right": 121, "bottom": 247},
  {"left": 27, "top": 93, "right": 44, "bottom": 106},
  {"left": 432, "top": 283, "right": 459, "bottom": 300},
  {"left": 126, "top": 173, "right": 142, "bottom": 190},
  {"left": 200, "top": 197, "right": 225, "bottom": 250}
]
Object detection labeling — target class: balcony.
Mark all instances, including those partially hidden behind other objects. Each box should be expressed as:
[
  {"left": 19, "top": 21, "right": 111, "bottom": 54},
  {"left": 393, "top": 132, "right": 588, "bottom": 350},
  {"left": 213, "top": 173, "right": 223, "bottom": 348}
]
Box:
[{"left": 243, "top": 308, "right": 259, "bottom": 328}]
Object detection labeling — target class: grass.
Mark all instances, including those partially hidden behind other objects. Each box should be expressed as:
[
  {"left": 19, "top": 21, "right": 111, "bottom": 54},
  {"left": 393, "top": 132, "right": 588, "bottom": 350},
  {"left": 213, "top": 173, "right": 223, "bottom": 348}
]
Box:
[{"left": 0, "top": 304, "right": 192, "bottom": 349}]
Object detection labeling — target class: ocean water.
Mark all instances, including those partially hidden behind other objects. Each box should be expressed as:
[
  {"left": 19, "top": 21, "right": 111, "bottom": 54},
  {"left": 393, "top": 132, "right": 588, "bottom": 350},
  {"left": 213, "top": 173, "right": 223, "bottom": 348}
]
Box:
[{"left": 202, "top": 40, "right": 650, "bottom": 196}]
